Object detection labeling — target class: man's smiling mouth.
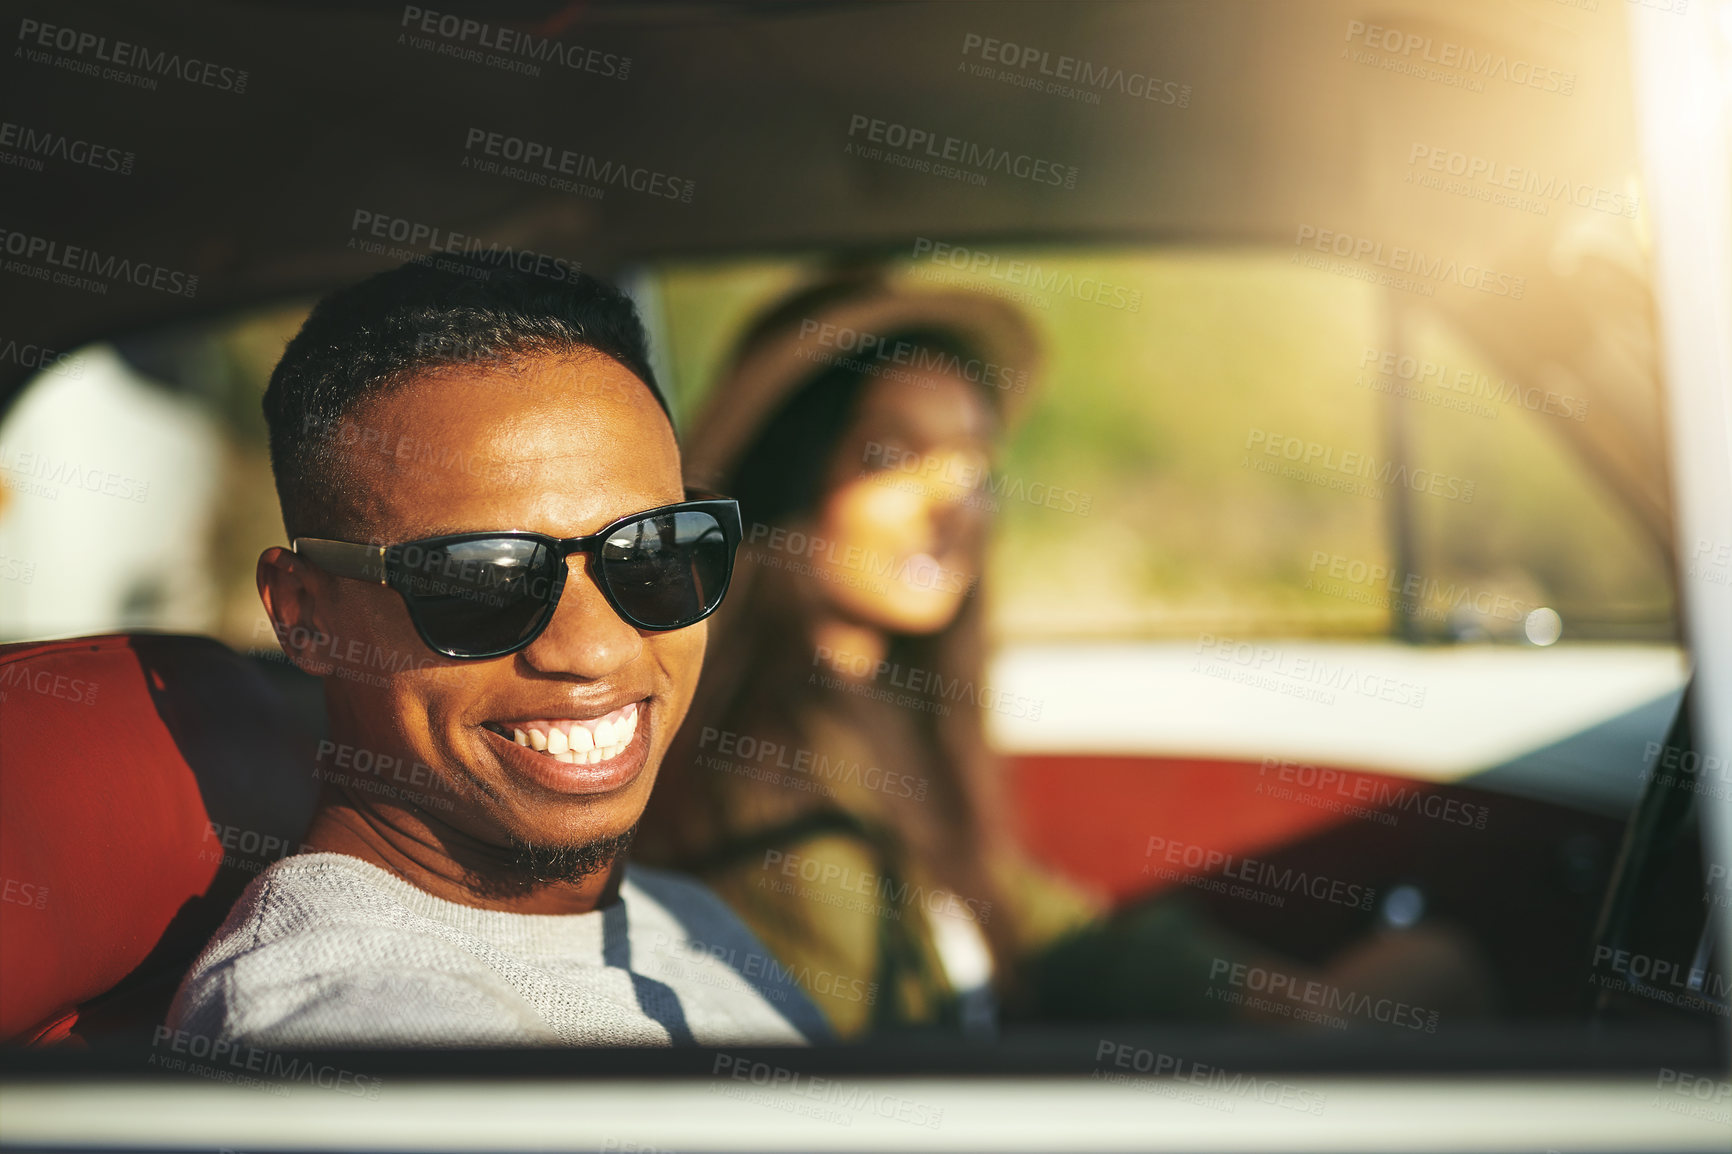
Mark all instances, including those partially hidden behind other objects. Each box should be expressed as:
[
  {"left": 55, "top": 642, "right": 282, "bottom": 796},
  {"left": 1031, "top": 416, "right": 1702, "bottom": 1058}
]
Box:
[{"left": 482, "top": 702, "right": 640, "bottom": 765}]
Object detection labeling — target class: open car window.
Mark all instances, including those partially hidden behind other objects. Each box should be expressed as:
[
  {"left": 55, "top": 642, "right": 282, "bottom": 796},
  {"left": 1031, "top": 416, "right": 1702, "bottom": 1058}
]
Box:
[{"left": 1, "top": 1, "right": 1729, "bottom": 1152}]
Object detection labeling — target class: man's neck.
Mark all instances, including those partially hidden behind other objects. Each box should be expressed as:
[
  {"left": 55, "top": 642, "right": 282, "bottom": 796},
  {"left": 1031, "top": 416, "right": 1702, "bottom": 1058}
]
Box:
[{"left": 302, "top": 790, "right": 625, "bottom": 915}]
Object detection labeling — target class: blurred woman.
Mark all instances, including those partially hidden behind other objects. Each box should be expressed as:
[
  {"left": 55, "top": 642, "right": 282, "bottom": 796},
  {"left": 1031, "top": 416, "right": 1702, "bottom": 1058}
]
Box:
[{"left": 637, "top": 273, "right": 1115, "bottom": 1035}]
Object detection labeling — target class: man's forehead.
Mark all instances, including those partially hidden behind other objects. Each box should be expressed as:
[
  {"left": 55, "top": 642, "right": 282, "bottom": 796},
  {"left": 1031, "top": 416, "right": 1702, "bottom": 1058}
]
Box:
[
  {"left": 333, "top": 355, "right": 680, "bottom": 538},
  {"left": 390, "top": 352, "right": 655, "bottom": 427}
]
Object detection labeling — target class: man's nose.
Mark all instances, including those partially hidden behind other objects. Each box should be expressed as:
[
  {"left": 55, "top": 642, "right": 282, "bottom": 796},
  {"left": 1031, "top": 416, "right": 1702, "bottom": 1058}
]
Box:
[{"left": 519, "top": 555, "right": 644, "bottom": 678}]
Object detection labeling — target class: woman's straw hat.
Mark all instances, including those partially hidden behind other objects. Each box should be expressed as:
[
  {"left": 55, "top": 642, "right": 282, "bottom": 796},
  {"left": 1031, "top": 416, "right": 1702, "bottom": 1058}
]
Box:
[{"left": 681, "top": 269, "right": 1043, "bottom": 490}]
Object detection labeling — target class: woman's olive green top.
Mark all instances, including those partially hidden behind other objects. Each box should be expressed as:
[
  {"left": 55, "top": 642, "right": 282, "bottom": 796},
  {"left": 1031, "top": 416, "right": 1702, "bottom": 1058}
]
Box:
[
  {"left": 679, "top": 812, "right": 1265, "bottom": 1036},
  {"left": 684, "top": 807, "right": 1104, "bottom": 1035},
  {"left": 668, "top": 710, "right": 1265, "bottom": 1036}
]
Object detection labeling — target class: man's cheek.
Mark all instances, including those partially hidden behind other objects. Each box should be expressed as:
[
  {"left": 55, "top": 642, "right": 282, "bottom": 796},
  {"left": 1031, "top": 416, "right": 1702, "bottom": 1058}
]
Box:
[
  {"left": 321, "top": 583, "right": 414, "bottom": 670},
  {"left": 654, "top": 622, "right": 709, "bottom": 740}
]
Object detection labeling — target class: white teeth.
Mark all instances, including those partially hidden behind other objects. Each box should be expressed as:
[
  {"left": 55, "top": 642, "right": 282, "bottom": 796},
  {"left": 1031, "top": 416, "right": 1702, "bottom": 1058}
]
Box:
[{"left": 506, "top": 706, "right": 639, "bottom": 763}]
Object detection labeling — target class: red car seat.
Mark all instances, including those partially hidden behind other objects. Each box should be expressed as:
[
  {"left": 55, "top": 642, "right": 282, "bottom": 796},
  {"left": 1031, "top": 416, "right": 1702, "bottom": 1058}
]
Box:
[{"left": 0, "top": 634, "right": 319, "bottom": 1045}]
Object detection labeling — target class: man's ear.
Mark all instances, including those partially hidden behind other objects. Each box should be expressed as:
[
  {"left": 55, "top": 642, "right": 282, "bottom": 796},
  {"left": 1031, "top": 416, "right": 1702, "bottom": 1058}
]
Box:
[{"left": 257, "top": 547, "right": 337, "bottom": 677}]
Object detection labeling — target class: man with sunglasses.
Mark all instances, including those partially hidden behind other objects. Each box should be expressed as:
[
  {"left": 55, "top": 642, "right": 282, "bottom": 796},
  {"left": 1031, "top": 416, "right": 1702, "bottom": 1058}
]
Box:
[{"left": 167, "top": 258, "right": 829, "bottom": 1047}]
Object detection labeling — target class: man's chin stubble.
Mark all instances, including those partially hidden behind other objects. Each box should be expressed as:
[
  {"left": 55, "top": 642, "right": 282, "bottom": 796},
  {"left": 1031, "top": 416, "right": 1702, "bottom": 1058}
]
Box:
[{"left": 467, "top": 824, "right": 639, "bottom": 899}]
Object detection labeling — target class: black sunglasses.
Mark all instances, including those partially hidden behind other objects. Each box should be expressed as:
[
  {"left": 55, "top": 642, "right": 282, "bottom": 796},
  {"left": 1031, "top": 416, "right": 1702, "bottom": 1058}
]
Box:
[{"left": 291, "top": 497, "right": 742, "bottom": 660}]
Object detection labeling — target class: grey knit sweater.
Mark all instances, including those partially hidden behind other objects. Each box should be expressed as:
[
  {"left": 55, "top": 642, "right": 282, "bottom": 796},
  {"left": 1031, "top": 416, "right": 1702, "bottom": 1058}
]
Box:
[{"left": 167, "top": 852, "right": 829, "bottom": 1047}]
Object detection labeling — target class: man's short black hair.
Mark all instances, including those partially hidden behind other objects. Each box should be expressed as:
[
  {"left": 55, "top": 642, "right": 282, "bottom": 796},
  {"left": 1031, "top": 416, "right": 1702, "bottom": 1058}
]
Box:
[{"left": 263, "top": 255, "right": 670, "bottom": 538}]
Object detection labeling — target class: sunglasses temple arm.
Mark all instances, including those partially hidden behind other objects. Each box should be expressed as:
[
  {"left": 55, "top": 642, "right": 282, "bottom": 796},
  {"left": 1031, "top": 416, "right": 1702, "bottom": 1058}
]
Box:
[{"left": 292, "top": 538, "right": 389, "bottom": 583}]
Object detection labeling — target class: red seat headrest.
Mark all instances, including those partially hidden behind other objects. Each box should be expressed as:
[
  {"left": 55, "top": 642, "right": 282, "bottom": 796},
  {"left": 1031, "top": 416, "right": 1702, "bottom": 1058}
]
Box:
[{"left": 0, "top": 633, "right": 319, "bottom": 1044}]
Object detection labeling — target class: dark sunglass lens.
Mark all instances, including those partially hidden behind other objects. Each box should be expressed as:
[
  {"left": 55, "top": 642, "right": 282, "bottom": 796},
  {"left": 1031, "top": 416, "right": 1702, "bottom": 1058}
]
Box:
[
  {"left": 600, "top": 511, "right": 732, "bottom": 628},
  {"left": 389, "top": 537, "right": 556, "bottom": 656}
]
